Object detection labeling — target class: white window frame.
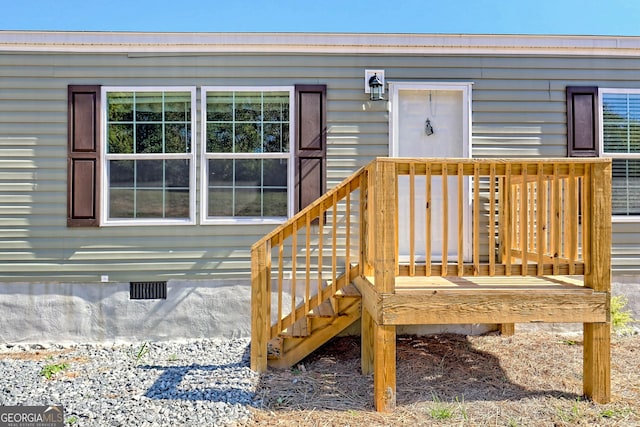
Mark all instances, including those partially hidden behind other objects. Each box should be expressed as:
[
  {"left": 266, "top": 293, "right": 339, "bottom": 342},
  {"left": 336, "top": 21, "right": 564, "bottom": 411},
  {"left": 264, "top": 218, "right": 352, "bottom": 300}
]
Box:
[
  {"left": 200, "top": 86, "right": 295, "bottom": 225},
  {"left": 100, "top": 86, "right": 197, "bottom": 226},
  {"left": 598, "top": 87, "right": 640, "bottom": 222}
]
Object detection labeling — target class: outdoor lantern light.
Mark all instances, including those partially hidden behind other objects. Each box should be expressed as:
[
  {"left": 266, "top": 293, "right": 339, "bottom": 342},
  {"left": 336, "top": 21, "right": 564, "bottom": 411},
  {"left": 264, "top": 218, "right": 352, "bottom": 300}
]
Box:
[
  {"left": 368, "top": 73, "right": 384, "bottom": 101},
  {"left": 364, "top": 69, "right": 385, "bottom": 101}
]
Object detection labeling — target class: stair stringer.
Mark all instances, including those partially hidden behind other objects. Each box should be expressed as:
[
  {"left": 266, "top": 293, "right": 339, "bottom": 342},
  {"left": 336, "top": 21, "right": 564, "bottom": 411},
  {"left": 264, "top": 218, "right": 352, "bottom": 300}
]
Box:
[{"left": 267, "top": 290, "right": 361, "bottom": 369}]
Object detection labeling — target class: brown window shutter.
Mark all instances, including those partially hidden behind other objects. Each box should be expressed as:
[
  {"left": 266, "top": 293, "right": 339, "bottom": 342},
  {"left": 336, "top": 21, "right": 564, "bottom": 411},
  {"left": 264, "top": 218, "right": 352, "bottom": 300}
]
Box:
[
  {"left": 566, "top": 86, "right": 599, "bottom": 157},
  {"left": 294, "top": 85, "right": 327, "bottom": 212},
  {"left": 68, "top": 85, "right": 101, "bottom": 226}
]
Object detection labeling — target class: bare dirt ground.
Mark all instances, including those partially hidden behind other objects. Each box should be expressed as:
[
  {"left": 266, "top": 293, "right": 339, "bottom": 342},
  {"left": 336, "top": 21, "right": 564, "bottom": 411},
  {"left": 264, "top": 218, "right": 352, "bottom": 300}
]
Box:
[{"left": 244, "top": 331, "right": 639, "bottom": 426}]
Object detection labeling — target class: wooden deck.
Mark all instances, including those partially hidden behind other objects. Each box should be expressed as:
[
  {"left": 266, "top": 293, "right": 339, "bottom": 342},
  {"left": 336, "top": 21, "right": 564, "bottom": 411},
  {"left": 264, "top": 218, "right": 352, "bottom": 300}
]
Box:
[{"left": 250, "top": 157, "right": 612, "bottom": 412}]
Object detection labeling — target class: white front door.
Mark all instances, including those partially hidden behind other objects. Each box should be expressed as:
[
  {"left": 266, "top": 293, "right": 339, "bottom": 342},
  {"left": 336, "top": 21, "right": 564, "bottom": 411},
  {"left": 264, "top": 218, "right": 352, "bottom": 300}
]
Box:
[{"left": 389, "top": 82, "right": 472, "bottom": 262}]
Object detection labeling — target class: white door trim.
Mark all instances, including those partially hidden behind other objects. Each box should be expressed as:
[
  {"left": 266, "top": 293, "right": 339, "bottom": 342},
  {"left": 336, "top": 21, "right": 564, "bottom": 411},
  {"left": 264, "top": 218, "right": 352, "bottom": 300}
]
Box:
[{"left": 388, "top": 81, "right": 473, "bottom": 158}]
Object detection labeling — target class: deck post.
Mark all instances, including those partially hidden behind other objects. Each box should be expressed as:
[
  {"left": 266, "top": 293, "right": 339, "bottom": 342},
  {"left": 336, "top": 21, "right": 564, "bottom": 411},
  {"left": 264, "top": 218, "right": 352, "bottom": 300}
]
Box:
[
  {"left": 371, "top": 159, "right": 397, "bottom": 412},
  {"left": 583, "top": 161, "right": 612, "bottom": 403},
  {"left": 497, "top": 171, "right": 515, "bottom": 335},
  {"left": 250, "top": 243, "right": 271, "bottom": 373},
  {"left": 374, "top": 321, "right": 396, "bottom": 412},
  {"left": 498, "top": 323, "right": 515, "bottom": 336},
  {"left": 361, "top": 306, "right": 374, "bottom": 375},
  {"left": 373, "top": 159, "right": 397, "bottom": 293}
]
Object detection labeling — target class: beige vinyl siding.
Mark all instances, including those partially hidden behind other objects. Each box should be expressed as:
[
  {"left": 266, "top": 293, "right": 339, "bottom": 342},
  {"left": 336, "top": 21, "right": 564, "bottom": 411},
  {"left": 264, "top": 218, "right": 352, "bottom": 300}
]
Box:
[{"left": 0, "top": 50, "right": 639, "bottom": 281}]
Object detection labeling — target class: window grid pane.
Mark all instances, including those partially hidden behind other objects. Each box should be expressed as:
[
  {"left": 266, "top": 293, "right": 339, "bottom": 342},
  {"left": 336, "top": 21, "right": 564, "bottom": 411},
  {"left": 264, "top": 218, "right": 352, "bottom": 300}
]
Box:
[
  {"left": 108, "top": 92, "right": 192, "bottom": 155},
  {"left": 612, "top": 159, "right": 640, "bottom": 216},
  {"left": 109, "top": 159, "right": 191, "bottom": 219},
  {"left": 206, "top": 91, "right": 290, "bottom": 154},
  {"left": 207, "top": 158, "right": 288, "bottom": 217}
]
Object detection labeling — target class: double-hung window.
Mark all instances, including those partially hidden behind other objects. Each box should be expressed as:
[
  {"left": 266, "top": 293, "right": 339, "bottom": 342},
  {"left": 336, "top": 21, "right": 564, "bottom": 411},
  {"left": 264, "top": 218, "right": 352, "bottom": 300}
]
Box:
[
  {"left": 201, "top": 87, "right": 294, "bottom": 223},
  {"left": 600, "top": 89, "right": 640, "bottom": 217},
  {"left": 102, "top": 87, "right": 197, "bottom": 225}
]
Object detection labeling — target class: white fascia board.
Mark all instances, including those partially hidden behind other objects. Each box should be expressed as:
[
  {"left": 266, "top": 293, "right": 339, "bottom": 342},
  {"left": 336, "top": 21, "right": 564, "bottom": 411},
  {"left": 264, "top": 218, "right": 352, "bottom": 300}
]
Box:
[{"left": 3, "top": 31, "right": 640, "bottom": 57}]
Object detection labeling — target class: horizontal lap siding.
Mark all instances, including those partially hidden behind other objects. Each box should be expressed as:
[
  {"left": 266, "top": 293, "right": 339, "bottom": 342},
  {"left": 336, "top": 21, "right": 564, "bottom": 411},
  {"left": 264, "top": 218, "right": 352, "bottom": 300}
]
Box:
[
  {"left": 469, "top": 56, "right": 640, "bottom": 273},
  {"left": 0, "top": 51, "right": 638, "bottom": 281},
  {"left": 0, "top": 52, "right": 384, "bottom": 281}
]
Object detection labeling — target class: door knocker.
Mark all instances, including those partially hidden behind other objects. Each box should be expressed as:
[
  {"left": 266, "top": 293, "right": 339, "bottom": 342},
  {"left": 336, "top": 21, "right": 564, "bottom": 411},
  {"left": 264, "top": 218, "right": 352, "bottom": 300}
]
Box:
[{"left": 425, "top": 118, "right": 434, "bottom": 136}]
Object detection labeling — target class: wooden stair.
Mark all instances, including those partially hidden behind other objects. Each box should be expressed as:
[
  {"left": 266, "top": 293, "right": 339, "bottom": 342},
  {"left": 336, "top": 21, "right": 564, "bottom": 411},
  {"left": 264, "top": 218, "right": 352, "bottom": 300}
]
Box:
[{"left": 267, "top": 283, "right": 361, "bottom": 369}]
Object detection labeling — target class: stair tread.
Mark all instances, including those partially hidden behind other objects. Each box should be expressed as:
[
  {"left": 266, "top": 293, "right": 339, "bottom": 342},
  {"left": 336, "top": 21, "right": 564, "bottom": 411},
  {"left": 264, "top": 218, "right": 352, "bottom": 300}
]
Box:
[
  {"left": 281, "top": 316, "right": 309, "bottom": 337},
  {"left": 309, "top": 300, "right": 335, "bottom": 318},
  {"left": 335, "top": 283, "right": 361, "bottom": 298}
]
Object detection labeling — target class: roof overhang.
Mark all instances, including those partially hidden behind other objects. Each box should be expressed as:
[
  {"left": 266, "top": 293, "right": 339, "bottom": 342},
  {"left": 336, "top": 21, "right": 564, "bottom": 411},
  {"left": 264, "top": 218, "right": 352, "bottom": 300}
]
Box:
[{"left": 2, "top": 31, "right": 640, "bottom": 57}]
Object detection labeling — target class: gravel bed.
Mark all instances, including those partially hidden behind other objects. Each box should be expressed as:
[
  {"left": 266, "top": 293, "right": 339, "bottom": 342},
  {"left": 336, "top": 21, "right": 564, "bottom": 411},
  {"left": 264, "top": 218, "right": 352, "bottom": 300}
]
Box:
[{"left": 0, "top": 338, "right": 259, "bottom": 426}]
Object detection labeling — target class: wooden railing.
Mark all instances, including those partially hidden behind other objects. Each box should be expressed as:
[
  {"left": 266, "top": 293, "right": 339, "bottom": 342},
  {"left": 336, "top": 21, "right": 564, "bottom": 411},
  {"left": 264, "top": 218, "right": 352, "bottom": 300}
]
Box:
[
  {"left": 251, "top": 157, "right": 612, "bottom": 372},
  {"left": 376, "top": 159, "right": 605, "bottom": 278}
]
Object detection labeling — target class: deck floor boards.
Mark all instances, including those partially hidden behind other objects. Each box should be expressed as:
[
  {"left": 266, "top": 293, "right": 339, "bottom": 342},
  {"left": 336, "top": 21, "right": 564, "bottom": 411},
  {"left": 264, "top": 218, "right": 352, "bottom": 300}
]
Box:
[{"left": 367, "top": 275, "right": 590, "bottom": 294}]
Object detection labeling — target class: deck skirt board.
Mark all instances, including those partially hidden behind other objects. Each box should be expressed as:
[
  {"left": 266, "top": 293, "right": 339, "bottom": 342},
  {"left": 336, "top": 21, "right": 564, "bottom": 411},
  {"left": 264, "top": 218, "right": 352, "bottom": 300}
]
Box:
[
  {"left": 359, "top": 275, "right": 607, "bottom": 325},
  {"left": 380, "top": 292, "right": 608, "bottom": 325}
]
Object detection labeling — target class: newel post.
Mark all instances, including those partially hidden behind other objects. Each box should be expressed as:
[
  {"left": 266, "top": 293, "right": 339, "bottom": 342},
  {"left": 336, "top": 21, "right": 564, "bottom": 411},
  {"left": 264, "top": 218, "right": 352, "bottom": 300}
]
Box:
[
  {"left": 372, "top": 159, "right": 397, "bottom": 412},
  {"left": 250, "top": 243, "right": 271, "bottom": 373},
  {"left": 583, "top": 160, "right": 612, "bottom": 403},
  {"left": 360, "top": 165, "right": 374, "bottom": 276}
]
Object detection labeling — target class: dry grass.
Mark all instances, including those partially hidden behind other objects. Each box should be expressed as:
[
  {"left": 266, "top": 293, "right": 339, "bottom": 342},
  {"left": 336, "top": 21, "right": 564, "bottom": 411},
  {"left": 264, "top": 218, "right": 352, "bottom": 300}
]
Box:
[{"left": 245, "top": 331, "right": 639, "bottom": 426}]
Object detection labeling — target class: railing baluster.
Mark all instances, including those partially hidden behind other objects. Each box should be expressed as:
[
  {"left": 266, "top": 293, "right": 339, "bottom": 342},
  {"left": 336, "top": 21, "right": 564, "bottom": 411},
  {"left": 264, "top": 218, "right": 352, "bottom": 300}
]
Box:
[
  {"left": 266, "top": 242, "right": 272, "bottom": 341},
  {"left": 560, "top": 178, "right": 571, "bottom": 259},
  {"left": 458, "top": 163, "right": 464, "bottom": 276},
  {"left": 512, "top": 175, "right": 517, "bottom": 263},
  {"left": 332, "top": 192, "right": 338, "bottom": 297},
  {"left": 529, "top": 180, "right": 535, "bottom": 254},
  {"left": 537, "top": 163, "right": 545, "bottom": 275},
  {"left": 317, "top": 199, "right": 324, "bottom": 307},
  {"left": 579, "top": 173, "right": 583, "bottom": 262},
  {"left": 542, "top": 179, "right": 549, "bottom": 265},
  {"left": 442, "top": 163, "right": 448, "bottom": 276},
  {"left": 409, "top": 162, "right": 416, "bottom": 276},
  {"left": 568, "top": 164, "right": 577, "bottom": 275},
  {"left": 582, "top": 164, "right": 591, "bottom": 275},
  {"left": 291, "top": 221, "right": 297, "bottom": 324},
  {"left": 277, "top": 231, "right": 284, "bottom": 332},
  {"left": 305, "top": 212, "right": 311, "bottom": 315},
  {"left": 360, "top": 169, "right": 369, "bottom": 275},
  {"left": 346, "top": 181, "right": 352, "bottom": 285},
  {"left": 395, "top": 164, "right": 400, "bottom": 276},
  {"left": 552, "top": 163, "right": 560, "bottom": 275},
  {"left": 489, "top": 163, "right": 496, "bottom": 276},
  {"left": 425, "top": 162, "right": 432, "bottom": 277},
  {"left": 505, "top": 163, "right": 512, "bottom": 276},
  {"left": 521, "top": 163, "right": 528, "bottom": 275},
  {"left": 473, "top": 163, "right": 480, "bottom": 276}
]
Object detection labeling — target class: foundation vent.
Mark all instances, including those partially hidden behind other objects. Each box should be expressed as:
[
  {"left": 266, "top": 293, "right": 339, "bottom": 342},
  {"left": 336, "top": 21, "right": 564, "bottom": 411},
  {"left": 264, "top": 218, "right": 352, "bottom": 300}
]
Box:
[{"left": 130, "top": 281, "right": 167, "bottom": 300}]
